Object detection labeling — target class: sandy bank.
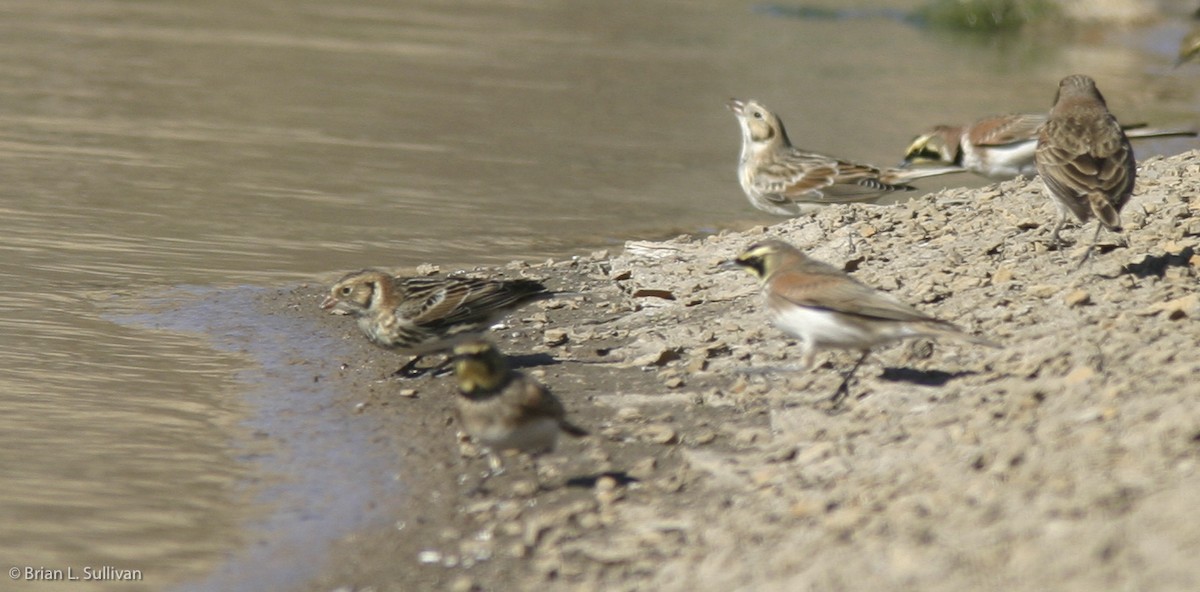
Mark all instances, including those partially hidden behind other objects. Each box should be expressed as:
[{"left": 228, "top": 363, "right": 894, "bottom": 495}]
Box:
[{"left": 280, "top": 150, "right": 1200, "bottom": 592}]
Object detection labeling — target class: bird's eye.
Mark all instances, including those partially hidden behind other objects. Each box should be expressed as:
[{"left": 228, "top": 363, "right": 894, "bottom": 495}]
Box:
[
  {"left": 340, "top": 286, "right": 353, "bottom": 296},
  {"left": 752, "top": 111, "right": 763, "bottom": 120}
]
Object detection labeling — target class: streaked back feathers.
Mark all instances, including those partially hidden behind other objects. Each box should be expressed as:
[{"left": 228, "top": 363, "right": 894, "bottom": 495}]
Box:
[{"left": 325, "top": 269, "right": 551, "bottom": 329}]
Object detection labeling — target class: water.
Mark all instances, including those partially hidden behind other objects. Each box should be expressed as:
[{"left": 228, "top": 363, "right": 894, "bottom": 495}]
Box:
[{"left": 2, "top": 0, "right": 1197, "bottom": 589}]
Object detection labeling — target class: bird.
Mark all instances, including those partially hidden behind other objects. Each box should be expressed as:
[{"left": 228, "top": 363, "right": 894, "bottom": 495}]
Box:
[
  {"left": 728, "top": 98, "right": 965, "bottom": 216},
  {"left": 451, "top": 339, "right": 587, "bottom": 492},
  {"left": 1177, "top": 26, "right": 1200, "bottom": 66},
  {"left": 903, "top": 113, "right": 1194, "bottom": 180},
  {"left": 1034, "top": 74, "right": 1137, "bottom": 264},
  {"left": 321, "top": 269, "right": 555, "bottom": 376},
  {"left": 724, "top": 239, "right": 999, "bottom": 406}
]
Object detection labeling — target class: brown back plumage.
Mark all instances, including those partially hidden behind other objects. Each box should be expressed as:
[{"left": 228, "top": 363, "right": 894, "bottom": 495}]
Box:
[{"left": 1035, "top": 74, "right": 1136, "bottom": 228}]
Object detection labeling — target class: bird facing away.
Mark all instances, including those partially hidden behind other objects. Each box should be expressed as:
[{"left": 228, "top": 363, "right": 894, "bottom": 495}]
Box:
[
  {"left": 321, "top": 269, "right": 554, "bottom": 376},
  {"left": 726, "top": 239, "right": 998, "bottom": 405},
  {"left": 452, "top": 340, "right": 587, "bottom": 492},
  {"left": 728, "top": 98, "right": 965, "bottom": 216},
  {"left": 903, "top": 113, "right": 1193, "bottom": 180},
  {"left": 1034, "top": 74, "right": 1136, "bottom": 264}
]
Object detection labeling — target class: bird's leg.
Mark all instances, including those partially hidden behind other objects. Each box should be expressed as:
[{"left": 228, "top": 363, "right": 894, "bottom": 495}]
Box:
[
  {"left": 392, "top": 355, "right": 426, "bottom": 378},
  {"left": 467, "top": 471, "right": 492, "bottom": 497},
  {"left": 531, "top": 456, "right": 547, "bottom": 493},
  {"left": 1049, "top": 216, "right": 1067, "bottom": 251},
  {"left": 830, "top": 351, "right": 870, "bottom": 408},
  {"left": 1074, "top": 222, "right": 1103, "bottom": 269},
  {"left": 427, "top": 355, "right": 454, "bottom": 377},
  {"left": 1049, "top": 213, "right": 1078, "bottom": 265},
  {"left": 799, "top": 342, "right": 817, "bottom": 372},
  {"left": 392, "top": 354, "right": 452, "bottom": 378},
  {"left": 466, "top": 452, "right": 505, "bottom": 497}
]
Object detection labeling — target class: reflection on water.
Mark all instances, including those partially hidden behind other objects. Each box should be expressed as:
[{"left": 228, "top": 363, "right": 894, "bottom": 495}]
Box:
[
  {"left": 1, "top": 0, "right": 1196, "bottom": 589},
  {"left": 0, "top": 292, "right": 250, "bottom": 591},
  {"left": 109, "top": 287, "right": 404, "bottom": 592}
]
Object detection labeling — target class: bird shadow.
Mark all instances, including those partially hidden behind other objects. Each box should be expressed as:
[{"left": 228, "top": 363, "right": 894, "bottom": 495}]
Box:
[
  {"left": 388, "top": 352, "right": 564, "bottom": 380},
  {"left": 878, "top": 367, "right": 976, "bottom": 387},
  {"left": 564, "top": 471, "right": 638, "bottom": 489},
  {"left": 1122, "top": 247, "right": 1196, "bottom": 279},
  {"left": 507, "top": 352, "right": 562, "bottom": 370}
]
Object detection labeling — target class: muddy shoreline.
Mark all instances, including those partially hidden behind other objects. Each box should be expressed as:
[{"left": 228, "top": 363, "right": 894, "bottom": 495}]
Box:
[{"left": 272, "top": 151, "right": 1198, "bottom": 591}]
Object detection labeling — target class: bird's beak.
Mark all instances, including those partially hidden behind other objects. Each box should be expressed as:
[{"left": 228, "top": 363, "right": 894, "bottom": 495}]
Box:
[
  {"left": 726, "top": 98, "right": 745, "bottom": 115},
  {"left": 320, "top": 295, "right": 338, "bottom": 310},
  {"left": 717, "top": 259, "right": 743, "bottom": 271}
]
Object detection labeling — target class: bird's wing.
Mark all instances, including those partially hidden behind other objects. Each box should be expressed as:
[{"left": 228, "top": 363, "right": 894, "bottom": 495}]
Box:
[
  {"left": 768, "top": 267, "right": 938, "bottom": 323},
  {"left": 396, "top": 277, "right": 489, "bottom": 327},
  {"left": 970, "top": 113, "right": 1046, "bottom": 147},
  {"left": 756, "top": 151, "right": 909, "bottom": 202}
]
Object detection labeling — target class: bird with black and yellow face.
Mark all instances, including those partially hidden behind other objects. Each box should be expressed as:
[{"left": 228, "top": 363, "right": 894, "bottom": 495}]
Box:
[
  {"left": 451, "top": 339, "right": 587, "bottom": 493},
  {"left": 725, "top": 239, "right": 998, "bottom": 405},
  {"left": 902, "top": 112, "right": 1192, "bottom": 181}
]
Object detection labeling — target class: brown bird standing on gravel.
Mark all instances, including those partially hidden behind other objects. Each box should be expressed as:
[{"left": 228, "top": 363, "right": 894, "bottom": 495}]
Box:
[
  {"left": 728, "top": 98, "right": 964, "bottom": 216},
  {"left": 725, "top": 239, "right": 999, "bottom": 406},
  {"left": 1035, "top": 74, "right": 1136, "bottom": 264},
  {"left": 452, "top": 340, "right": 587, "bottom": 492}
]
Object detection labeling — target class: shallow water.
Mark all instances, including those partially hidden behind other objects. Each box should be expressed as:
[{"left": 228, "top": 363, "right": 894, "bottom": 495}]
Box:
[{"left": 2, "top": 0, "right": 1197, "bottom": 589}]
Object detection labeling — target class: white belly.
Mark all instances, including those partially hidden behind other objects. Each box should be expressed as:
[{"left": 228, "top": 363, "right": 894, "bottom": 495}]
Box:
[
  {"left": 772, "top": 306, "right": 871, "bottom": 348},
  {"left": 772, "top": 306, "right": 921, "bottom": 350},
  {"left": 963, "top": 140, "right": 1038, "bottom": 179},
  {"left": 478, "top": 418, "right": 560, "bottom": 454}
]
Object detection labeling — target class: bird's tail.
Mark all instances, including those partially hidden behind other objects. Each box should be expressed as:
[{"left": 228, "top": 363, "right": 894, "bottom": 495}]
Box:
[
  {"left": 1122, "top": 124, "right": 1198, "bottom": 140},
  {"left": 883, "top": 165, "right": 967, "bottom": 184},
  {"left": 922, "top": 321, "right": 1003, "bottom": 349},
  {"left": 560, "top": 421, "right": 589, "bottom": 438},
  {"left": 1086, "top": 193, "right": 1122, "bottom": 230}
]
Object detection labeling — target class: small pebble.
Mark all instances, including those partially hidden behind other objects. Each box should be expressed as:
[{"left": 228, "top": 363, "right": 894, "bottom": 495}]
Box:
[
  {"left": 1027, "top": 284, "right": 1058, "bottom": 298},
  {"left": 449, "top": 576, "right": 477, "bottom": 592},
  {"left": 629, "top": 456, "right": 657, "bottom": 480},
  {"left": 639, "top": 424, "right": 678, "bottom": 445},
  {"left": 1064, "top": 366, "right": 1096, "bottom": 385},
  {"left": 1064, "top": 289, "right": 1090, "bottom": 307},
  {"left": 543, "top": 329, "right": 569, "bottom": 347},
  {"left": 595, "top": 475, "right": 618, "bottom": 494},
  {"left": 511, "top": 480, "right": 539, "bottom": 497},
  {"left": 615, "top": 407, "right": 644, "bottom": 422},
  {"left": 578, "top": 512, "right": 602, "bottom": 530}
]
